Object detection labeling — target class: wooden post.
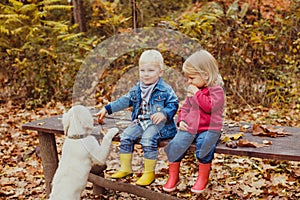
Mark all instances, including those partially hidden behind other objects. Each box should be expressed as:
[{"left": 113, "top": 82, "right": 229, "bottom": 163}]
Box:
[
  {"left": 38, "top": 132, "right": 58, "bottom": 196},
  {"left": 90, "top": 165, "right": 107, "bottom": 195}
]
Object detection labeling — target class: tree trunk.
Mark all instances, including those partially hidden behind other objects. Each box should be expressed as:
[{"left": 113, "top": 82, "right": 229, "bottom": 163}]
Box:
[
  {"left": 72, "top": 0, "right": 87, "bottom": 32},
  {"left": 131, "top": 0, "right": 138, "bottom": 31}
]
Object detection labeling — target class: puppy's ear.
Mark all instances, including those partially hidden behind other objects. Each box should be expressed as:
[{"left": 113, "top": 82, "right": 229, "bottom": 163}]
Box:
[
  {"left": 76, "top": 107, "right": 93, "bottom": 133},
  {"left": 62, "top": 111, "right": 70, "bottom": 135}
]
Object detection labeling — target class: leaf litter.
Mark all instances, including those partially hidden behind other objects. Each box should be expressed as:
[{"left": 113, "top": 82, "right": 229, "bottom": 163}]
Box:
[{"left": 0, "top": 101, "right": 299, "bottom": 199}]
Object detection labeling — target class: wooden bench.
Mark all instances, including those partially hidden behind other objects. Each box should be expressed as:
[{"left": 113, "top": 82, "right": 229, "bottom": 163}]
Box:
[{"left": 22, "top": 110, "right": 300, "bottom": 199}]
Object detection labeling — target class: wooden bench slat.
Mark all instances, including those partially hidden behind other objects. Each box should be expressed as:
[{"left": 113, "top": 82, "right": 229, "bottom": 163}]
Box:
[{"left": 22, "top": 115, "right": 300, "bottom": 161}]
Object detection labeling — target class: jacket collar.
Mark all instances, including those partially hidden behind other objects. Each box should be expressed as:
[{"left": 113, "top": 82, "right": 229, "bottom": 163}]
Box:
[{"left": 137, "top": 78, "right": 166, "bottom": 92}]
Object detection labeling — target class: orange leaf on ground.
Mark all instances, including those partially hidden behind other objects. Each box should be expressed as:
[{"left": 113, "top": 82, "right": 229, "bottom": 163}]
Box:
[{"left": 294, "top": 169, "right": 300, "bottom": 177}]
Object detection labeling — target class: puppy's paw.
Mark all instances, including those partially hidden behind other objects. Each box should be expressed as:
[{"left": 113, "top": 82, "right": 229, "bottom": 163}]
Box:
[{"left": 105, "top": 128, "right": 119, "bottom": 139}]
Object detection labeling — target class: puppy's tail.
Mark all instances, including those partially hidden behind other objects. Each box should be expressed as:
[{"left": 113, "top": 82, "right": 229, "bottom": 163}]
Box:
[{"left": 94, "top": 128, "right": 119, "bottom": 164}]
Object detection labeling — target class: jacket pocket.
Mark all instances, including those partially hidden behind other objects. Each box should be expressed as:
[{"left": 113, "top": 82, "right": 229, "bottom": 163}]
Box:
[{"left": 152, "top": 94, "right": 166, "bottom": 113}]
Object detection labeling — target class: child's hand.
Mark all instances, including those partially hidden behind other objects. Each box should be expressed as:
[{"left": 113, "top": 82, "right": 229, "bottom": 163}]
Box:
[
  {"left": 94, "top": 108, "right": 107, "bottom": 124},
  {"left": 187, "top": 84, "right": 199, "bottom": 97},
  {"left": 150, "top": 112, "right": 166, "bottom": 124},
  {"left": 178, "top": 121, "right": 189, "bottom": 131}
]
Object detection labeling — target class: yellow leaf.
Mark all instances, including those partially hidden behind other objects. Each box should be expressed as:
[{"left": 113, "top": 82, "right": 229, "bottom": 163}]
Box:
[
  {"left": 221, "top": 132, "right": 243, "bottom": 143},
  {"left": 231, "top": 132, "right": 244, "bottom": 140},
  {"left": 222, "top": 135, "right": 232, "bottom": 143}
]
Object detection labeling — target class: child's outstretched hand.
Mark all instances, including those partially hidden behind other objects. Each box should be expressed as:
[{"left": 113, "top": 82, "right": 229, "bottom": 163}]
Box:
[
  {"left": 94, "top": 108, "right": 107, "bottom": 124},
  {"left": 187, "top": 84, "right": 199, "bottom": 97},
  {"left": 151, "top": 112, "right": 166, "bottom": 125},
  {"left": 178, "top": 121, "right": 189, "bottom": 131}
]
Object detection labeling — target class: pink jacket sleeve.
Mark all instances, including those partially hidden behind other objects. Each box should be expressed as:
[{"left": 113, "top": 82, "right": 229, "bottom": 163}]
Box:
[
  {"left": 193, "top": 86, "right": 224, "bottom": 113},
  {"left": 177, "top": 97, "right": 191, "bottom": 124}
]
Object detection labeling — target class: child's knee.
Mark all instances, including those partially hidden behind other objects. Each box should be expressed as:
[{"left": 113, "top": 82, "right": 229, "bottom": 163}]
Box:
[
  {"left": 140, "top": 138, "right": 157, "bottom": 148},
  {"left": 196, "top": 151, "right": 214, "bottom": 163}
]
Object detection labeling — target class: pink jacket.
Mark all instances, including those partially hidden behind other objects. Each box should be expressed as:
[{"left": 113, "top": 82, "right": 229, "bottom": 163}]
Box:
[{"left": 177, "top": 86, "right": 225, "bottom": 134}]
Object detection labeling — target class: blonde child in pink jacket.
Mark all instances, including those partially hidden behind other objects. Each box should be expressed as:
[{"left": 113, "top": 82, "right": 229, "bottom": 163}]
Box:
[{"left": 163, "top": 49, "right": 225, "bottom": 193}]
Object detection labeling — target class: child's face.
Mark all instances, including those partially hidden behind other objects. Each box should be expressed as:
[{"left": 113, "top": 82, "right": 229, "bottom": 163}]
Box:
[
  {"left": 186, "top": 73, "right": 207, "bottom": 88},
  {"left": 139, "top": 63, "right": 162, "bottom": 85}
]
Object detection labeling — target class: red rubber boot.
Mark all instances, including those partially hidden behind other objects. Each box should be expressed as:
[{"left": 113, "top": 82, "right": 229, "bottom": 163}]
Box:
[
  {"left": 191, "top": 163, "right": 212, "bottom": 193},
  {"left": 163, "top": 162, "right": 180, "bottom": 192}
]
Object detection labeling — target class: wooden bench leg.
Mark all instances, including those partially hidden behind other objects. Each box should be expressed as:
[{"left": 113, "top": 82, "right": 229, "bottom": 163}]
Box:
[
  {"left": 90, "top": 165, "right": 107, "bottom": 196},
  {"left": 38, "top": 131, "right": 58, "bottom": 196}
]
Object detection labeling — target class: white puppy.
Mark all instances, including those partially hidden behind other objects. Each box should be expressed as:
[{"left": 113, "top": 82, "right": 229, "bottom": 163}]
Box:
[{"left": 49, "top": 105, "right": 118, "bottom": 200}]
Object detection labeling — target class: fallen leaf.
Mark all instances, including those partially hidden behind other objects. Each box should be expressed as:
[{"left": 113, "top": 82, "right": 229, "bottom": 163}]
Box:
[
  {"left": 294, "top": 169, "right": 300, "bottom": 177},
  {"left": 250, "top": 179, "right": 266, "bottom": 189},
  {"left": 262, "top": 140, "right": 272, "bottom": 145},
  {"left": 252, "top": 123, "right": 290, "bottom": 137},
  {"left": 225, "top": 141, "right": 238, "bottom": 148},
  {"left": 36, "top": 122, "right": 45, "bottom": 126},
  {"left": 239, "top": 183, "right": 262, "bottom": 196},
  {"left": 237, "top": 139, "right": 266, "bottom": 148},
  {"left": 221, "top": 133, "right": 244, "bottom": 143},
  {"left": 240, "top": 124, "right": 251, "bottom": 132},
  {"left": 271, "top": 173, "right": 287, "bottom": 186}
]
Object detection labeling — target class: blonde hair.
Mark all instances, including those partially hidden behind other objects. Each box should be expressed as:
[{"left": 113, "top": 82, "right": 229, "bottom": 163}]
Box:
[
  {"left": 183, "top": 50, "right": 224, "bottom": 87},
  {"left": 139, "top": 49, "right": 164, "bottom": 70}
]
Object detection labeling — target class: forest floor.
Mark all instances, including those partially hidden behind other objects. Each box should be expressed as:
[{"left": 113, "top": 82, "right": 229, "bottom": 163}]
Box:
[{"left": 0, "top": 99, "right": 299, "bottom": 200}]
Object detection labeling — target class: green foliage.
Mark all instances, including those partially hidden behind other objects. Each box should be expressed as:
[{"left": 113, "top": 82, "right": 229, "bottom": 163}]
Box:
[
  {"left": 0, "top": 0, "right": 299, "bottom": 110},
  {"left": 0, "top": 0, "right": 99, "bottom": 107},
  {"left": 134, "top": 0, "right": 193, "bottom": 26},
  {"left": 88, "top": 0, "right": 192, "bottom": 32},
  {"left": 87, "top": 0, "right": 131, "bottom": 35}
]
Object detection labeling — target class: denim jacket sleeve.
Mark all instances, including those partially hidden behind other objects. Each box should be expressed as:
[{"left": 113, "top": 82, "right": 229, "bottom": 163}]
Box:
[
  {"left": 160, "top": 87, "right": 178, "bottom": 121},
  {"left": 104, "top": 89, "right": 134, "bottom": 115}
]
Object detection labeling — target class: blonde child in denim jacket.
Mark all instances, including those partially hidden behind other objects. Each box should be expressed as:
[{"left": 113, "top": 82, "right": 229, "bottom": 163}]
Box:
[{"left": 96, "top": 50, "right": 178, "bottom": 186}]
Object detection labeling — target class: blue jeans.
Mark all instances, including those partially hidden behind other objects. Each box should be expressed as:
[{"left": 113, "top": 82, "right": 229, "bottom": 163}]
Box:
[
  {"left": 164, "top": 130, "right": 221, "bottom": 164},
  {"left": 119, "top": 122, "right": 163, "bottom": 160}
]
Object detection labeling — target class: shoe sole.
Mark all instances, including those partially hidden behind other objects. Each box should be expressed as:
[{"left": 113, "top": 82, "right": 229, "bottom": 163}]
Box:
[
  {"left": 110, "top": 173, "right": 133, "bottom": 179},
  {"left": 136, "top": 180, "right": 155, "bottom": 186},
  {"left": 162, "top": 181, "right": 180, "bottom": 192},
  {"left": 191, "top": 188, "right": 206, "bottom": 193},
  {"left": 162, "top": 187, "right": 176, "bottom": 192}
]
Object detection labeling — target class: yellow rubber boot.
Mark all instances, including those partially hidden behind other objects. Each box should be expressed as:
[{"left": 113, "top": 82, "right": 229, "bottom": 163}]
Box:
[
  {"left": 111, "top": 153, "right": 132, "bottom": 179},
  {"left": 136, "top": 158, "right": 156, "bottom": 186}
]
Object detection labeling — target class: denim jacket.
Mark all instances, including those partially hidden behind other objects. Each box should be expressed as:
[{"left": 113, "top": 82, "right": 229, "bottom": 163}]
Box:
[{"left": 105, "top": 78, "right": 178, "bottom": 139}]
